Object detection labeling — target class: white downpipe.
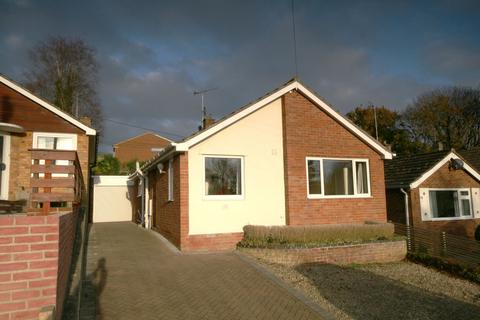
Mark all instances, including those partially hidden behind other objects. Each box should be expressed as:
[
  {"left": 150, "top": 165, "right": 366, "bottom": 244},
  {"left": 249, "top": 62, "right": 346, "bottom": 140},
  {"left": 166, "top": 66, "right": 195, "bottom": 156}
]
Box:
[
  {"left": 400, "top": 188, "right": 410, "bottom": 226},
  {"left": 144, "top": 176, "right": 150, "bottom": 229}
]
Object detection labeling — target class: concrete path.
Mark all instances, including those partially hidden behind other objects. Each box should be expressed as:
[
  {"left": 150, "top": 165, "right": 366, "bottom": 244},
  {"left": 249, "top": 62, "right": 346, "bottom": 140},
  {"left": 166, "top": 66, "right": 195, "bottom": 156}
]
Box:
[{"left": 79, "top": 222, "right": 324, "bottom": 320}]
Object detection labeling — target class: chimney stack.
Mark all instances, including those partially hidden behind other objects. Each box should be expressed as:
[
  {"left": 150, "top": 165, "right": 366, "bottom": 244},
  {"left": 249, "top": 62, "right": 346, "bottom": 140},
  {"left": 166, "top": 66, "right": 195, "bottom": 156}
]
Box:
[
  {"left": 438, "top": 141, "right": 444, "bottom": 151},
  {"left": 79, "top": 116, "right": 92, "bottom": 127},
  {"left": 202, "top": 116, "right": 215, "bottom": 130}
]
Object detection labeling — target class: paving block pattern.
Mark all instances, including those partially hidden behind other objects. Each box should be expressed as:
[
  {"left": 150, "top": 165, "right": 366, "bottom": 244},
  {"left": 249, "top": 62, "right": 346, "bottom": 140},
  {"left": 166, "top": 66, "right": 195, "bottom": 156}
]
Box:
[{"left": 77, "top": 222, "right": 323, "bottom": 320}]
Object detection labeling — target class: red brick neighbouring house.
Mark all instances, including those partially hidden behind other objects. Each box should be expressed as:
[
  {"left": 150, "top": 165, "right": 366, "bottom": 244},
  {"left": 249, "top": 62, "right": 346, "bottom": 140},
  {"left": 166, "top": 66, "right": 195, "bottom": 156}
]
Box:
[
  {"left": 385, "top": 150, "right": 480, "bottom": 238},
  {"left": 113, "top": 132, "right": 171, "bottom": 166},
  {"left": 131, "top": 79, "right": 393, "bottom": 251}
]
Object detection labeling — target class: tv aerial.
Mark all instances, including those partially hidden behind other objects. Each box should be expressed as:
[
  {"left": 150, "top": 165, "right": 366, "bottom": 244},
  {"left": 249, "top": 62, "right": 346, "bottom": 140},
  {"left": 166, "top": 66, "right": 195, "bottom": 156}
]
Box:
[{"left": 193, "top": 87, "right": 218, "bottom": 124}]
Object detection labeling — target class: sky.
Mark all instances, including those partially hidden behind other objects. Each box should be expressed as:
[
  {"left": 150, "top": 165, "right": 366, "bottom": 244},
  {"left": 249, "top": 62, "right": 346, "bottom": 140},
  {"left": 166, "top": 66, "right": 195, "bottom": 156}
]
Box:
[{"left": 1, "top": 0, "right": 479, "bottom": 153}]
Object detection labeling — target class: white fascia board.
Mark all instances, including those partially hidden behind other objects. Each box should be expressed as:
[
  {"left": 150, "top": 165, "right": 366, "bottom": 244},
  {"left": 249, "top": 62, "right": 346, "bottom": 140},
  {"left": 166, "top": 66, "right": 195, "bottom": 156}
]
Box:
[
  {"left": 0, "top": 75, "right": 96, "bottom": 135},
  {"left": 176, "top": 81, "right": 393, "bottom": 159},
  {"left": 295, "top": 82, "right": 393, "bottom": 159},
  {"left": 410, "top": 152, "right": 480, "bottom": 189}
]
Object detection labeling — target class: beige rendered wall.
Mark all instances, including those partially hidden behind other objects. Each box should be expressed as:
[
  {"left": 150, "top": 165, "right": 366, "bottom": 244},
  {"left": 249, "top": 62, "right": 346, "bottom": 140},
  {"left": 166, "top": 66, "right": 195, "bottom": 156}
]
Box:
[
  {"left": 188, "top": 98, "right": 286, "bottom": 235},
  {"left": 92, "top": 176, "right": 133, "bottom": 223}
]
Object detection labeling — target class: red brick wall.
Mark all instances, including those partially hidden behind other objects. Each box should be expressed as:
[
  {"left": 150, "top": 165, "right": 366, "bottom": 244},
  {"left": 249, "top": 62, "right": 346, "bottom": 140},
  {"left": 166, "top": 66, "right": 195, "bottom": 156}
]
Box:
[
  {"left": 282, "top": 91, "right": 387, "bottom": 226},
  {"left": 114, "top": 133, "right": 170, "bottom": 165},
  {"left": 0, "top": 212, "right": 77, "bottom": 319},
  {"left": 150, "top": 153, "right": 188, "bottom": 249},
  {"left": 8, "top": 132, "right": 91, "bottom": 202},
  {"left": 241, "top": 240, "right": 406, "bottom": 266},
  {"left": 411, "top": 163, "right": 480, "bottom": 238},
  {"left": 182, "top": 233, "right": 243, "bottom": 252}
]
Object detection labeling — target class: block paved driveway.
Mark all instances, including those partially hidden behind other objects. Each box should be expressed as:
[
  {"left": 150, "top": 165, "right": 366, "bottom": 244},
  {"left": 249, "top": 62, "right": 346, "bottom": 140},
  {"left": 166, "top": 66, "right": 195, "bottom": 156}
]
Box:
[{"left": 79, "top": 222, "right": 324, "bottom": 320}]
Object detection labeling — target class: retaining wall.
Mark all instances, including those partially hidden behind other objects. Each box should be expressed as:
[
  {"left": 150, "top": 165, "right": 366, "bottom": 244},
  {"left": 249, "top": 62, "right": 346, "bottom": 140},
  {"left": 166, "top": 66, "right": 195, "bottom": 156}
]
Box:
[{"left": 240, "top": 240, "right": 407, "bottom": 266}]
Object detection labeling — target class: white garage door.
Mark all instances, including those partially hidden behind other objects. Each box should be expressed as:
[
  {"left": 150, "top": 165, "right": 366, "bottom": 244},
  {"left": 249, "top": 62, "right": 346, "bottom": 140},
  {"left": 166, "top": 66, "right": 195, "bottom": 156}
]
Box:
[{"left": 93, "top": 175, "right": 133, "bottom": 223}]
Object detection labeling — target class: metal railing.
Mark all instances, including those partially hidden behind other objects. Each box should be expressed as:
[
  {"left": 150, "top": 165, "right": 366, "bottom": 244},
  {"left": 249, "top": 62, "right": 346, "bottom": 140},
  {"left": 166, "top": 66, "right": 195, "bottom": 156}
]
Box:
[{"left": 394, "top": 223, "right": 480, "bottom": 267}]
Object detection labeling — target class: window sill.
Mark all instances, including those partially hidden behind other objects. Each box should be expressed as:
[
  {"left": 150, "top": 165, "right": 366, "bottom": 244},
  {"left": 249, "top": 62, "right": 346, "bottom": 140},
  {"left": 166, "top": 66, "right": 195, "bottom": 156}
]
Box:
[
  {"left": 203, "top": 195, "right": 245, "bottom": 201},
  {"left": 424, "top": 216, "right": 476, "bottom": 222},
  {"left": 307, "top": 194, "right": 372, "bottom": 200}
]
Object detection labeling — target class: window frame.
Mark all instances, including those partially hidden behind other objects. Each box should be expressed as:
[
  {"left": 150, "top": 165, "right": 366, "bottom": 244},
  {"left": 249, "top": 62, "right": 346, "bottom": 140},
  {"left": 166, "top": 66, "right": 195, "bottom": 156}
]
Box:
[
  {"left": 32, "top": 132, "right": 77, "bottom": 150},
  {"left": 426, "top": 188, "right": 473, "bottom": 221},
  {"left": 306, "top": 157, "right": 371, "bottom": 199},
  {"left": 203, "top": 155, "right": 245, "bottom": 200}
]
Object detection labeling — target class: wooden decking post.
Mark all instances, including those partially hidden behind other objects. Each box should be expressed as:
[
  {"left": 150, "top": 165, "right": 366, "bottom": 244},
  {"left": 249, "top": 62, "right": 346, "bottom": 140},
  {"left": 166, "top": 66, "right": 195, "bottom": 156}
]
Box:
[{"left": 42, "top": 159, "right": 52, "bottom": 215}]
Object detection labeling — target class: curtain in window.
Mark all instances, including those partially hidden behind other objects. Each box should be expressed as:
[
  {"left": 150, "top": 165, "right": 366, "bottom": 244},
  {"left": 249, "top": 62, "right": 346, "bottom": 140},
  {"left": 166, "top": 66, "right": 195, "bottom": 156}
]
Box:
[{"left": 356, "top": 162, "right": 368, "bottom": 194}]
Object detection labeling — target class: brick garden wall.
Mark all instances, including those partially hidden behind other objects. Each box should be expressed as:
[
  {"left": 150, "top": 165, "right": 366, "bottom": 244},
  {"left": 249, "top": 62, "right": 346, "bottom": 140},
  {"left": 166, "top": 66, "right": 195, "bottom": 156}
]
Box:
[
  {"left": 411, "top": 162, "right": 480, "bottom": 238},
  {"left": 182, "top": 233, "right": 243, "bottom": 252},
  {"left": 0, "top": 211, "right": 78, "bottom": 320},
  {"left": 240, "top": 240, "right": 407, "bottom": 266},
  {"left": 282, "top": 92, "right": 388, "bottom": 225}
]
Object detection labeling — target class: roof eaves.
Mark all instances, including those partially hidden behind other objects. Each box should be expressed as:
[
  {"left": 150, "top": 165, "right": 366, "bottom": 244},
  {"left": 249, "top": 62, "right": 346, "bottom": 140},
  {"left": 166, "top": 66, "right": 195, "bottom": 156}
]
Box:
[{"left": 0, "top": 73, "right": 96, "bottom": 135}]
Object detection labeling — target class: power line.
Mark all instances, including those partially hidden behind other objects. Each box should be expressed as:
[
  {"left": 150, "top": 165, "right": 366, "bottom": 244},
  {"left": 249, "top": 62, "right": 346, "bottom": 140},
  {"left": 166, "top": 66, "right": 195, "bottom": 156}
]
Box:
[
  {"left": 291, "top": 0, "right": 298, "bottom": 78},
  {"left": 104, "top": 118, "right": 185, "bottom": 138}
]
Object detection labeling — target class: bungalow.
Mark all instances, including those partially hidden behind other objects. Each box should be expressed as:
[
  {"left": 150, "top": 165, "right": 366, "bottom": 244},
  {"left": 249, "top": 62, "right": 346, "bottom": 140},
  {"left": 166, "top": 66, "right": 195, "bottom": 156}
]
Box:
[
  {"left": 385, "top": 149, "right": 480, "bottom": 238},
  {"left": 0, "top": 74, "right": 96, "bottom": 215},
  {"left": 132, "top": 78, "right": 393, "bottom": 251}
]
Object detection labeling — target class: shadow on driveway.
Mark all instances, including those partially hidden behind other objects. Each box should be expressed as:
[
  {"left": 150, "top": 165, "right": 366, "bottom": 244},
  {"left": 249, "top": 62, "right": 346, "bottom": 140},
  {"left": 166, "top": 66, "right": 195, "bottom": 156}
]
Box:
[{"left": 295, "top": 263, "right": 480, "bottom": 320}]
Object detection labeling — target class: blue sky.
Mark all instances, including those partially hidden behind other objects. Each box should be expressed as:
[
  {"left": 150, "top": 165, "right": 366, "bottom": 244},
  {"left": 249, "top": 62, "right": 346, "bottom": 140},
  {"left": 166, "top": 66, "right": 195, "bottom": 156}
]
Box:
[{"left": 1, "top": 0, "right": 479, "bottom": 152}]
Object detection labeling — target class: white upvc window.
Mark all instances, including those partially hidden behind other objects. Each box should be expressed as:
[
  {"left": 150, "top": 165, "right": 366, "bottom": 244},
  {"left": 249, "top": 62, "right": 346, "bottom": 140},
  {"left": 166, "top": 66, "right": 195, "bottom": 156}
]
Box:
[
  {"left": 168, "top": 159, "right": 174, "bottom": 201},
  {"left": 32, "top": 132, "right": 77, "bottom": 178},
  {"left": 419, "top": 188, "right": 477, "bottom": 221},
  {"left": 203, "top": 155, "right": 244, "bottom": 200},
  {"left": 32, "top": 132, "right": 77, "bottom": 151},
  {"left": 306, "top": 157, "right": 371, "bottom": 199}
]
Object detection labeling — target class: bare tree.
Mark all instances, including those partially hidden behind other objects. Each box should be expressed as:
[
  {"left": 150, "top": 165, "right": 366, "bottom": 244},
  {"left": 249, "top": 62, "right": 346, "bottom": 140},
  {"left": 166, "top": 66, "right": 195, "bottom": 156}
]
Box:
[
  {"left": 24, "top": 36, "right": 103, "bottom": 131},
  {"left": 402, "top": 87, "right": 480, "bottom": 151}
]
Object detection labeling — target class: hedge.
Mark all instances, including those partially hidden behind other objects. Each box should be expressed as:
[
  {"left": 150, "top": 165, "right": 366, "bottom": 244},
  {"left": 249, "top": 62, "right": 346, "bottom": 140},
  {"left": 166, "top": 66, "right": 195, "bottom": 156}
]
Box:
[
  {"left": 239, "top": 223, "right": 396, "bottom": 248},
  {"left": 407, "top": 252, "right": 480, "bottom": 284}
]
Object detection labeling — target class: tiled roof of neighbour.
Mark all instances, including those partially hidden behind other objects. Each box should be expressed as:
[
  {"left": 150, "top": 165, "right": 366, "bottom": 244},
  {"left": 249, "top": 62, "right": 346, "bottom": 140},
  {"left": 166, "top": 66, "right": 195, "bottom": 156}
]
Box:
[
  {"left": 459, "top": 147, "right": 480, "bottom": 172},
  {"left": 384, "top": 150, "right": 450, "bottom": 189}
]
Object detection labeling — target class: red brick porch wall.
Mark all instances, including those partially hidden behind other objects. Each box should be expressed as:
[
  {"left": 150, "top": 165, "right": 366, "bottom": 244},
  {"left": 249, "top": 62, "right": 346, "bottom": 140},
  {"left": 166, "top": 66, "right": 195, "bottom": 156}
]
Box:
[{"left": 0, "top": 211, "right": 77, "bottom": 320}]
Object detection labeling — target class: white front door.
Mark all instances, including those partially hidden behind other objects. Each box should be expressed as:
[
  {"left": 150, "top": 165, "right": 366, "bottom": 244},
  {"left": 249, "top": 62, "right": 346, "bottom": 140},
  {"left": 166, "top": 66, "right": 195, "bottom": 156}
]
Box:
[{"left": 0, "top": 133, "right": 11, "bottom": 200}]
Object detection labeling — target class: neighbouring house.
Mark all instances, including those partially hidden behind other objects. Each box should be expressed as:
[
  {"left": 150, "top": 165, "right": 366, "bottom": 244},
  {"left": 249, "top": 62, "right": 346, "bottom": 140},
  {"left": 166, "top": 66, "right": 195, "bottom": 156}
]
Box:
[
  {"left": 385, "top": 149, "right": 480, "bottom": 238},
  {"left": 113, "top": 131, "right": 171, "bottom": 166},
  {"left": 130, "top": 78, "right": 393, "bottom": 251},
  {"left": 0, "top": 74, "right": 96, "bottom": 215},
  {"left": 0, "top": 74, "right": 95, "bottom": 319}
]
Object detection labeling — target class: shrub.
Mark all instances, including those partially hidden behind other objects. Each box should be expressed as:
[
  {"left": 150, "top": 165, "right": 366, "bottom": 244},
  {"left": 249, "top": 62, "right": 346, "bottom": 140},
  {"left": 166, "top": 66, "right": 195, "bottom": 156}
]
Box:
[
  {"left": 407, "top": 252, "right": 480, "bottom": 284},
  {"left": 240, "top": 223, "right": 396, "bottom": 248}
]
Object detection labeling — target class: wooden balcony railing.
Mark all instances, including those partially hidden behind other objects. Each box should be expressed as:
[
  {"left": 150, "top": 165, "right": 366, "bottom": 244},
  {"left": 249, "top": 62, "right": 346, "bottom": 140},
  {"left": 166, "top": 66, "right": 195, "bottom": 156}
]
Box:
[{"left": 29, "top": 149, "right": 85, "bottom": 215}]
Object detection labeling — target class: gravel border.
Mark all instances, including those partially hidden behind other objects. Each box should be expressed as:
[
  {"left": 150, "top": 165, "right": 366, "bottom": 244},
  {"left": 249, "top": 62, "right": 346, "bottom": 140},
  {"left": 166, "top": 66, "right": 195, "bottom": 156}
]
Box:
[{"left": 251, "top": 258, "right": 480, "bottom": 320}]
